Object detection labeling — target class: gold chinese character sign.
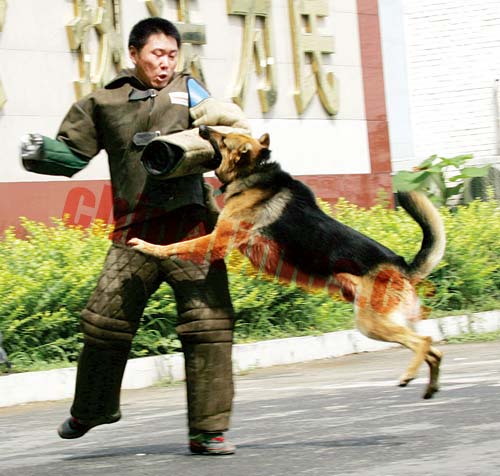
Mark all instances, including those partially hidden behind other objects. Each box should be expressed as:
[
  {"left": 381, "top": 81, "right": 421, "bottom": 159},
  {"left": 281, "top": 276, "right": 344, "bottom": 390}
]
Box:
[
  {"left": 67, "top": 0, "right": 124, "bottom": 99},
  {"left": 0, "top": 0, "right": 7, "bottom": 109},
  {"left": 146, "top": 0, "right": 207, "bottom": 83},
  {"left": 227, "top": 0, "right": 277, "bottom": 113},
  {"left": 289, "top": 0, "right": 338, "bottom": 115},
  {"left": 0, "top": 0, "right": 5, "bottom": 26}
]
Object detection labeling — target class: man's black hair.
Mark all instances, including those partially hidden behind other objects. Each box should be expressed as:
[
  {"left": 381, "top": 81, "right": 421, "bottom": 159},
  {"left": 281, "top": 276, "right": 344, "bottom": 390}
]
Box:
[{"left": 128, "top": 17, "right": 181, "bottom": 51}]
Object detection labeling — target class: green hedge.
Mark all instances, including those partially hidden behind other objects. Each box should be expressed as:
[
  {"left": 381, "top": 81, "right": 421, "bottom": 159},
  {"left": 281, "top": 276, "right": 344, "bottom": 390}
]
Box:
[{"left": 0, "top": 197, "right": 499, "bottom": 370}]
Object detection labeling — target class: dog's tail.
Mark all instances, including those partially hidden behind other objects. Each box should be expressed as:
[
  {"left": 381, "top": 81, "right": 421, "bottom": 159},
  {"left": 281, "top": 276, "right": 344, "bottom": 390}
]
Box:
[{"left": 397, "top": 191, "right": 446, "bottom": 281}]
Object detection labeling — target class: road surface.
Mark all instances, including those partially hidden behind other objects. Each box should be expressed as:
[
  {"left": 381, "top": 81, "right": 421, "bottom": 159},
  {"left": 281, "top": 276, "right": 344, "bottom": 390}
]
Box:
[{"left": 0, "top": 341, "right": 499, "bottom": 475}]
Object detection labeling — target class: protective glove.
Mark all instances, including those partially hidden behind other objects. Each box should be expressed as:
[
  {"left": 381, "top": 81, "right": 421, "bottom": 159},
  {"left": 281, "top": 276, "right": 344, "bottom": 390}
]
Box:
[
  {"left": 190, "top": 97, "right": 250, "bottom": 132},
  {"left": 20, "top": 133, "right": 44, "bottom": 171}
]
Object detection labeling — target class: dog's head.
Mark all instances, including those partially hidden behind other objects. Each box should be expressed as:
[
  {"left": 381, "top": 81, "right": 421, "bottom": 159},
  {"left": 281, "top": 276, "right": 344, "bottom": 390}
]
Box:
[{"left": 199, "top": 125, "right": 271, "bottom": 184}]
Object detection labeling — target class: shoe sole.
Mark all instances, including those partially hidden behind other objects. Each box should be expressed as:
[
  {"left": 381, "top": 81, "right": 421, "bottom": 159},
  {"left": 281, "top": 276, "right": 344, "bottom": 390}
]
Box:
[
  {"left": 58, "top": 414, "right": 121, "bottom": 439},
  {"left": 189, "top": 444, "right": 235, "bottom": 455},
  {"left": 190, "top": 449, "right": 235, "bottom": 455}
]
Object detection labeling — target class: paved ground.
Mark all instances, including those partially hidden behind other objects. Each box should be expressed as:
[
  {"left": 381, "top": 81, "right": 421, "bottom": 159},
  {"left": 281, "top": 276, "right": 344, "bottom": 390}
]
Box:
[{"left": 0, "top": 341, "right": 499, "bottom": 476}]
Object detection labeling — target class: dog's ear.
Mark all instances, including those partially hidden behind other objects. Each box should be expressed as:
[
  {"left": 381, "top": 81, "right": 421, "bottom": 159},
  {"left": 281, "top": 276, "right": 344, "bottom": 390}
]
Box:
[
  {"left": 236, "top": 142, "right": 253, "bottom": 163},
  {"left": 258, "top": 133, "right": 270, "bottom": 148}
]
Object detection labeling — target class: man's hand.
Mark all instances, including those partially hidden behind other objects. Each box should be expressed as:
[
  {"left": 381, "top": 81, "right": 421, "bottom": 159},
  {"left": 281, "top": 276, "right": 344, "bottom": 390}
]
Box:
[
  {"left": 190, "top": 98, "right": 250, "bottom": 132},
  {"left": 20, "top": 134, "right": 44, "bottom": 169}
]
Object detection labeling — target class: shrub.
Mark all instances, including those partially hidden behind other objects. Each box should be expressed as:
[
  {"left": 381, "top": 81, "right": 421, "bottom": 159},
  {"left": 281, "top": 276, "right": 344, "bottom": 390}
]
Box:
[
  {"left": 433, "top": 199, "right": 500, "bottom": 310},
  {"left": 0, "top": 218, "right": 110, "bottom": 368},
  {"left": 332, "top": 197, "right": 500, "bottom": 312},
  {"left": 0, "top": 196, "right": 498, "bottom": 371}
]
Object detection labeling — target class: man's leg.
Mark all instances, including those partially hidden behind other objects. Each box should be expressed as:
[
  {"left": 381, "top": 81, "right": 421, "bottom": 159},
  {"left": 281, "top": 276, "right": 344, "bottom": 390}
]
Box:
[
  {"left": 58, "top": 243, "right": 162, "bottom": 437},
  {"left": 162, "top": 257, "right": 235, "bottom": 453}
]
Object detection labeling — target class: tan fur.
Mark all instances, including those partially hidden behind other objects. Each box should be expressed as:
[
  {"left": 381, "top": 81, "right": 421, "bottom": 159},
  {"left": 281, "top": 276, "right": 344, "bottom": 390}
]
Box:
[
  {"left": 407, "top": 193, "right": 446, "bottom": 281},
  {"left": 350, "top": 265, "right": 442, "bottom": 398},
  {"left": 129, "top": 128, "right": 444, "bottom": 399},
  {"left": 222, "top": 187, "right": 274, "bottom": 222}
]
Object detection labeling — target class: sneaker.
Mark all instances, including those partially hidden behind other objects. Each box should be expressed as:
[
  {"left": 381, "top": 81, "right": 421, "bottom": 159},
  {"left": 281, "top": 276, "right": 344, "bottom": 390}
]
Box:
[
  {"left": 57, "top": 414, "right": 121, "bottom": 439},
  {"left": 189, "top": 432, "right": 236, "bottom": 455}
]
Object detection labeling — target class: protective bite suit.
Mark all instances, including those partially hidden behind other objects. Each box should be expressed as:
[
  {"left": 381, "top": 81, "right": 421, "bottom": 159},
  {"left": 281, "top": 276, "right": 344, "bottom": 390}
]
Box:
[{"left": 22, "top": 69, "right": 249, "bottom": 433}]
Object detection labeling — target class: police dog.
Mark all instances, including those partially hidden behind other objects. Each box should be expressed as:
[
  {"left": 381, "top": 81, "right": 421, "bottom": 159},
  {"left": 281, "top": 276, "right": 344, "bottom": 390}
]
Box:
[{"left": 129, "top": 126, "right": 445, "bottom": 399}]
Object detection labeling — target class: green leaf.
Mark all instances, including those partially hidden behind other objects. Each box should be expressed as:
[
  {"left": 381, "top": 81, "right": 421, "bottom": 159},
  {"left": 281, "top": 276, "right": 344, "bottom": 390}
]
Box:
[
  {"left": 445, "top": 183, "right": 464, "bottom": 198},
  {"left": 393, "top": 170, "right": 432, "bottom": 191},
  {"left": 439, "top": 154, "right": 473, "bottom": 168},
  {"left": 393, "top": 174, "right": 422, "bottom": 191},
  {"left": 459, "top": 165, "right": 491, "bottom": 178},
  {"left": 418, "top": 155, "right": 438, "bottom": 169}
]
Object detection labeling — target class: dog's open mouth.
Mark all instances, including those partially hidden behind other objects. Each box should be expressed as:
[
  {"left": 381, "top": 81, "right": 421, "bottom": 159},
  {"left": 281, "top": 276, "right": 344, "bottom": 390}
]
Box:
[
  {"left": 199, "top": 125, "right": 211, "bottom": 140},
  {"left": 199, "top": 126, "right": 223, "bottom": 170}
]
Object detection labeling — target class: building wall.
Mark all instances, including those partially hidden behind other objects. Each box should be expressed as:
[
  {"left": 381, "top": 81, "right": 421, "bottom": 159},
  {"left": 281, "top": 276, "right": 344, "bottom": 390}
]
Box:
[
  {"left": 378, "top": 0, "right": 414, "bottom": 171},
  {"left": 401, "top": 0, "right": 500, "bottom": 170},
  {"left": 0, "top": 0, "right": 391, "bottom": 231}
]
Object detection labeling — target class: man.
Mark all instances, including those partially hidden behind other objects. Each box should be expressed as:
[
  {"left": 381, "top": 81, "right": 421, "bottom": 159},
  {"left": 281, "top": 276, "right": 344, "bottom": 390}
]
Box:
[{"left": 20, "top": 17, "right": 249, "bottom": 455}]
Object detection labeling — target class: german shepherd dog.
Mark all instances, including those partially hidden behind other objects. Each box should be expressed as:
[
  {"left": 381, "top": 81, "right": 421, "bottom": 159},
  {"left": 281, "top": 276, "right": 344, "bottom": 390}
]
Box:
[{"left": 129, "top": 126, "right": 446, "bottom": 399}]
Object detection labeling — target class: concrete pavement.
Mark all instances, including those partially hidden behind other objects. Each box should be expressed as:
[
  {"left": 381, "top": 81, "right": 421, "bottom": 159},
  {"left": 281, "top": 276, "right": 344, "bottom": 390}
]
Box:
[{"left": 0, "top": 341, "right": 499, "bottom": 475}]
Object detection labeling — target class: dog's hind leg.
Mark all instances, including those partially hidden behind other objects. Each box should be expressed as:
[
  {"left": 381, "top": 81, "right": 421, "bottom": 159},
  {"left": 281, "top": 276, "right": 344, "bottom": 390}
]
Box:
[
  {"left": 368, "top": 306, "right": 442, "bottom": 399},
  {"left": 386, "top": 329, "right": 441, "bottom": 399},
  {"left": 350, "top": 268, "right": 442, "bottom": 399},
  {"left": 395, "top": 332, "right": 431, "bottom": 387},
  {"left": 356, "top": 310, "right": 440, "bottom": 399},
  {"left": 423, "top": 345, "right": 442, "bottom": 399}
]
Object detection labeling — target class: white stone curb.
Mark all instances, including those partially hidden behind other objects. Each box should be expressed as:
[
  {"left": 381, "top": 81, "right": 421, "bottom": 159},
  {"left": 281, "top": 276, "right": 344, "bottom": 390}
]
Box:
[{"left": 0, "top": 310, "right": 498, "bottom": 408}]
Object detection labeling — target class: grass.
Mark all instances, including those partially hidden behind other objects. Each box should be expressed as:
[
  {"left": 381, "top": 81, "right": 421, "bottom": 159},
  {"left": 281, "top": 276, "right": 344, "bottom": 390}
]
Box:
[
  {"left": 444, "top": 330, "right": 500, "bottom": 344},
  {"left": 0, "top": 359, "right": 75, "bottom": 375}
]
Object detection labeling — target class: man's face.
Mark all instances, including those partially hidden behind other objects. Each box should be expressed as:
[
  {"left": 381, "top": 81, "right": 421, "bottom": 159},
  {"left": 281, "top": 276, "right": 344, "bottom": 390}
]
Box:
[{"left": 129, "top": 33, "right": 179, "bottom": 89}]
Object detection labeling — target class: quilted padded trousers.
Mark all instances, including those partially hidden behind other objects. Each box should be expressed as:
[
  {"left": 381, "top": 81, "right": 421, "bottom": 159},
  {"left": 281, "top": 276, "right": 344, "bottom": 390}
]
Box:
[{"left": 70, "top": 242, "right": 235, "bottom": 433}]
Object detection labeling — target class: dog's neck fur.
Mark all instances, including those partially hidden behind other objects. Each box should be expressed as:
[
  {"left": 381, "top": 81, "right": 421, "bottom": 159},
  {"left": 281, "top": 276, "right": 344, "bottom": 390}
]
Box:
[{"left": 224, "top": 162, "right": 281, "bottom": 200}]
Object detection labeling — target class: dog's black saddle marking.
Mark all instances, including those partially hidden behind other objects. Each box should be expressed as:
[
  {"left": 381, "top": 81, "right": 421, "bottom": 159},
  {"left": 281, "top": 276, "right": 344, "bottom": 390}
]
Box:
[{"left": 259, "top": 163, "right": 408, "bottom": 277}]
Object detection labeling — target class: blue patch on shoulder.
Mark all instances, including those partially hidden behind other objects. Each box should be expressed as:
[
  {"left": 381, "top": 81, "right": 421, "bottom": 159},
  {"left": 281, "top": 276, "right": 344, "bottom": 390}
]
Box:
[{"left": 187, "top": 78, "right": 211, "bottom": 107}]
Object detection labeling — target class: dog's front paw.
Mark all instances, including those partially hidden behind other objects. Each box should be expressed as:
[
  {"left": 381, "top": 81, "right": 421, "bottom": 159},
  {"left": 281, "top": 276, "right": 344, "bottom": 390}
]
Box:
[
  {"left": 127, "top": 237, "right": 175, "bottom": 259},
  {"left": 127, "top": 237, "right": 147, "bottom": 252}
]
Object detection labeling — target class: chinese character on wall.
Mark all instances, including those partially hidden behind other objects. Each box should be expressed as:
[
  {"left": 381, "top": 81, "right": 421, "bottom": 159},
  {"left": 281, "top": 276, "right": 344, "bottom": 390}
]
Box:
[
  {"left": 66, "top": 0, "right": 124, "bottom": 99},
  {"left": 0, "top": 0, "right": 7, "bottom": 109}
]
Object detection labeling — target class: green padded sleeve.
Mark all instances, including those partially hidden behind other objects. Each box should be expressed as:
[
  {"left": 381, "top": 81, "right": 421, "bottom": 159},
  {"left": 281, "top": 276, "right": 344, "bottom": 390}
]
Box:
[{"left": 25, "top": 137, "right": 90, "bottom": 177}]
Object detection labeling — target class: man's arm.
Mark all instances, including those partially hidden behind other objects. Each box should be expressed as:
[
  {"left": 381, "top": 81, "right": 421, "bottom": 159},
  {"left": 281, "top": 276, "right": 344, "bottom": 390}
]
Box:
[
  {"left": 21, "top": 134, "right": 90, "bottom": 177},
  {"left": 20, "top": 98, "right": 100, "bottom": 177}
]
